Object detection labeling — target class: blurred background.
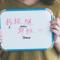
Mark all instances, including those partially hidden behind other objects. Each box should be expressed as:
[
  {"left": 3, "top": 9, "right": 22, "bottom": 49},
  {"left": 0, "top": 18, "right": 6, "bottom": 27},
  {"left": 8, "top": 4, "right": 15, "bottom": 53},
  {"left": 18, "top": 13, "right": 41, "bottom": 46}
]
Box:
[{"left": 0, "top": 0, "right": 60, "bottom": 60}]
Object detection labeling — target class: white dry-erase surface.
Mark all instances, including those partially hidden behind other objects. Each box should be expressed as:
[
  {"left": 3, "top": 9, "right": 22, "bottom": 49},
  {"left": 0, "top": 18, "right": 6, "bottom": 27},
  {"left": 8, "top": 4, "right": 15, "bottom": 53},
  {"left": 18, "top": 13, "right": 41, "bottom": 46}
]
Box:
[{"left": 0, "top": 8, "right": 54, "bottom": 50}]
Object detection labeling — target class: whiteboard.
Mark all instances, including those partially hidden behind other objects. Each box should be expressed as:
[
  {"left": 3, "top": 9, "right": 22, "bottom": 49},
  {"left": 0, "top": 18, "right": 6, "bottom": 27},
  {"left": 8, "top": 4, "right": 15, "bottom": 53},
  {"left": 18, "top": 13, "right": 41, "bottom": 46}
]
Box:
[{"left": 0, "top": 8, "right": 54, "bottom": 50}]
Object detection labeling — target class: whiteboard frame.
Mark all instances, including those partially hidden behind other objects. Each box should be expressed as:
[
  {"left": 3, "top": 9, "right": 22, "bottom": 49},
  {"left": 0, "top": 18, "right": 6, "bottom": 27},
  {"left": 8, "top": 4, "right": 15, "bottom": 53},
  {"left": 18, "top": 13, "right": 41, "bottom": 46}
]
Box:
[{"left": 0, "top": 8, "right": 54, "bottom": 51}]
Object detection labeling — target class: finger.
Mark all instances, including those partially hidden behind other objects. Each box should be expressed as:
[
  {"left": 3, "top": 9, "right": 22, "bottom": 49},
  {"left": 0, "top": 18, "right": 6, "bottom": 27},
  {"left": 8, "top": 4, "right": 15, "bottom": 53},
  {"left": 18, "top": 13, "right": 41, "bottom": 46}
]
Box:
[
  {"left": 51, "top": 25, "right": 60, "bottom": 31},
  {"left": 55, "top": 25, "right": 60, "bottom": 31},
  {"left": 51, "top": 29, "right": 60, "bottom": 36},
  {"left": 50, "top": 17, "right": 60, "bottom": 25},
  {"left": 56, "top": 18, "right": 60, "bottom": 27},
  {"left": 50, "top": 23, "right": 60, "bottom": 28},
  {"left": 50, "top": 21, "right": 58, "bottom": 27}
]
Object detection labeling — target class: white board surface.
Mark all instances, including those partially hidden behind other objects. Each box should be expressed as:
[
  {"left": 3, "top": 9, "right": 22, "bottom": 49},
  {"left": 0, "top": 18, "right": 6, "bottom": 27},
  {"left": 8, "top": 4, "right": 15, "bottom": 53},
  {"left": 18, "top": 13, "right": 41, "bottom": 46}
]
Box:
[{"left": 0, "top": 8, "right": 54, "bottom": 50}]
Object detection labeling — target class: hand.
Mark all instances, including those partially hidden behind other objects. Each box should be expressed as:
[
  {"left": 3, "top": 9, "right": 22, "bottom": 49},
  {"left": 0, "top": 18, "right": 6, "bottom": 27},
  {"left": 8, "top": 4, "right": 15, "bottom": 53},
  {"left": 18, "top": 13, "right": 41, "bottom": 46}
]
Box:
[{"left": 50, "top": 17, "right": 60, "bottom": 53}]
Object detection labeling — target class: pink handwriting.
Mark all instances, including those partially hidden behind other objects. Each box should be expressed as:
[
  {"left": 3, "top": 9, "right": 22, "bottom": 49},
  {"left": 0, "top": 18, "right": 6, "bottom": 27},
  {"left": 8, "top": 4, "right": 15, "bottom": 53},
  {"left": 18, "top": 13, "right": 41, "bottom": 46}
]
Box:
[
  {"left": 5, "top": 18, "right": 32, "bottom": 26},
  {"left": 18, "top": 28, "right": 32, "bottom": 34}
]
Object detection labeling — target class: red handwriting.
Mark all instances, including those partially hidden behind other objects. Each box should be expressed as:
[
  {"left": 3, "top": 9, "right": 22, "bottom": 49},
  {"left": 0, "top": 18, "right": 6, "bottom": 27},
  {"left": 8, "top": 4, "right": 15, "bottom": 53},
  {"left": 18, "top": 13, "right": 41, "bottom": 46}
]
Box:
[
  {"left": 24, "top": 18, "right": 32, "bottom": 25},
  {"left": 5, "top": 18, "right": 43, "bottom": 34},
  {"left": 5, "top": 18, "right": 32, "bottom": 26},
  {"left": 5, "top": 18, "right": 32, "bottom": 34},
  {"left": 14, "top": 18, "right": 21, "bottom": 24},
  {"left": 18, "top": 28, "right": 32, "bottom": 33},
  {"left": 6, "top": 19, "right": 12, "bottom": 26}
]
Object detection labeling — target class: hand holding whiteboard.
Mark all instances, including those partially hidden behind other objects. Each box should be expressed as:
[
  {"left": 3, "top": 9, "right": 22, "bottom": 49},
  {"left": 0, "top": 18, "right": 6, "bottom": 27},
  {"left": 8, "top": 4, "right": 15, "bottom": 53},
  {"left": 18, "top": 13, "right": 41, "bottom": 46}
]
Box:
[{"left": 0, "top": 8, "right": 54, "bottom": 50}]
